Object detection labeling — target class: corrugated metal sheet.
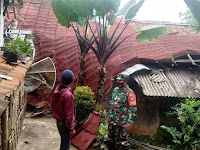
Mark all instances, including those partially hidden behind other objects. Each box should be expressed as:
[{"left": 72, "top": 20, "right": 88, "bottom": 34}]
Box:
[{"left": 134, "top": 65, "right": 200, "bottom": 98}]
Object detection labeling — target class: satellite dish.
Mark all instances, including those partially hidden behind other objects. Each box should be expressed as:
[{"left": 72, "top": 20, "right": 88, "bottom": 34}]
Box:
[{"left": 24, "top": 57, "right": 56, "bottom": 114}]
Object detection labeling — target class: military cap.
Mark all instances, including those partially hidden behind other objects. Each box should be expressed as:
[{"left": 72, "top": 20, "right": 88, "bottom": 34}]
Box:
[{"left": 116, "top": 73, "right": 128, "bottom": 81}]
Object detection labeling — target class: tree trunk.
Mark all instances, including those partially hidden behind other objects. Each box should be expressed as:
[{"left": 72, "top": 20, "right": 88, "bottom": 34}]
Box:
[
  {"left": 95, "top": 64, "right": 106, "bottom": 111},
  {"left": 77, "top": 53, "right": 86, "bottom": 86}
]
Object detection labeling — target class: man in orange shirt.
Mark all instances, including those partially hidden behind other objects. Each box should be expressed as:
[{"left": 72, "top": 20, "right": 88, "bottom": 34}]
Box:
[{"left": 107, "top": 73, "right": 137, "bottom": 150}]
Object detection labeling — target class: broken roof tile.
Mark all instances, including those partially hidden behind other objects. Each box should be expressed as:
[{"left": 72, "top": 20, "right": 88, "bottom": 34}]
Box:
[
  {"left": 0, "top": 63, "right": 14, "bottom": 70},
  {"left": 0, "top": 52, "right": 32, "bottom": 102}
]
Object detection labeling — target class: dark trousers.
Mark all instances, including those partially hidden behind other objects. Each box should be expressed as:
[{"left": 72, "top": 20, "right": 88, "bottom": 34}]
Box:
[
  {"left": 108, "top": 124, "right": 130, "bottom": 150},
  {"left": 56, "top": 120, "right": 70, "bottom": 150}
]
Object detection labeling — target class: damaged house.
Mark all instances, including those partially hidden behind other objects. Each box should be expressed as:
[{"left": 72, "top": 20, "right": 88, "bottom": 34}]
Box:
[
  {"left": 114, "top": 59, "right": 200, "bottom": 137},
  {"left": 3, "top": 0, "right": 200, "bottom": 138}
]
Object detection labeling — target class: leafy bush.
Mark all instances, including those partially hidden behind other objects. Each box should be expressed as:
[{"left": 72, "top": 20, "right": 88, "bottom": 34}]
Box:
[
  {"left": 161, "top": 98, "right": 200, "bottom": 149},
  {"left": 74, "top": 86, "right": 95, "bottom": 124},
  {"left": 4, "top": 37, "right": 33, "bottom": 55},
  {"left": 93, "top": 110, "right": 108, "bottom": 150}
]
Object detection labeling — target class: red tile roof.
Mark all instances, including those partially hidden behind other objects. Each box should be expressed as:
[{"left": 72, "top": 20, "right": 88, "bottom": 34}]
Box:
[
  {"left": 71, "top": 112, "right": 101, "bottom": 150},
  {"left": 0, "top": 51, "right": 32, "bottom": 115},
  {"left": 6, "top": 0, "right": 200, "bottom": 96}
]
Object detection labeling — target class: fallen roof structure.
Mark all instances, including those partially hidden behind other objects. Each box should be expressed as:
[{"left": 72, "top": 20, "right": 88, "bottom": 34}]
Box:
[
  {"left": 131, "top": 64, "right": 200, "bottom": 98},
  {"left": 4, "top": 0, "right": 200, "bottom": 96}
]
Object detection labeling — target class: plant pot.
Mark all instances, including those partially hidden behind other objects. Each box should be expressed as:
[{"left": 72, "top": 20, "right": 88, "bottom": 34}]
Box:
[
  {"left": 6, "top": 52, "right": 18, "bottom": 64},
  {"left": 3, "top": 50, "right": 10, "bottom": 58}
]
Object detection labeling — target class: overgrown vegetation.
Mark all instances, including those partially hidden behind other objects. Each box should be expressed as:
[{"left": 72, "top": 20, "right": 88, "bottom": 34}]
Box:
[
  {"left": 161, "top": 98, "right": 200, "bottom": 149},
  {"left": 93, "top": 110, "right": 108, "bottom": 150},
  {"left": 52, "top": 0, "right": 166, "bottom": 106},
  {"left": 183, "top": 10, "right": 200, "bottom": 32},
  {"left": 74, "top": 86, "right": 95, "bottom": 124}
]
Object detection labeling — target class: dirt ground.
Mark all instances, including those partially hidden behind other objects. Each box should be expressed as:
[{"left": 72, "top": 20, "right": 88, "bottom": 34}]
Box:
[{"left": 16, "top": 113, "right": 78, "bottom": 150}]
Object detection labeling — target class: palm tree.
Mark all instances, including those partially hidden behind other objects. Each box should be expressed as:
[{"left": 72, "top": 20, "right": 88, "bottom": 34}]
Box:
[
  {"left": 52, "top": 0, "right": 166, "bottom": 109},
  {"left": 75, "top": 23, "right": 96, "bottom": 86}
]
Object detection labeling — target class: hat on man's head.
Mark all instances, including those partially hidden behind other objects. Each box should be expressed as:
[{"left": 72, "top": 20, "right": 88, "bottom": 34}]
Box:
[
  {"left": 61, "top": 70, "right": 74, "bottom": 85},
  {"left": 116, "top": 73, "right": 128, "bottom": 81}
]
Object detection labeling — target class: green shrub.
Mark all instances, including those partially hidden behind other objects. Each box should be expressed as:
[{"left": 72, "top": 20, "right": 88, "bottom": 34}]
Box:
[
  {"left": 93, "top": 110, "right": 108, "bottom": 150},
  {"left": 161, "top": 98, "right": 200, "bottom": 149},
  {"left": 74, "top": 86, "right": 95, "bottom": 124}
]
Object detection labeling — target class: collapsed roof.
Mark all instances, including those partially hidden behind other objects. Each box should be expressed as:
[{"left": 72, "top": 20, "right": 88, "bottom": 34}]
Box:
[
  {"left": 4, "top": 0, "right": 200, "bottom": 95},
  {"left": 124, "top": 63, "right": 200, "bottom": 98}
]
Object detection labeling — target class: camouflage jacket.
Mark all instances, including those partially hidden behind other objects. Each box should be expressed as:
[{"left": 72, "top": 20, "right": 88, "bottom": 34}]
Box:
[{"left": 108, "top": 85, "right": 137, "bottom": 126}]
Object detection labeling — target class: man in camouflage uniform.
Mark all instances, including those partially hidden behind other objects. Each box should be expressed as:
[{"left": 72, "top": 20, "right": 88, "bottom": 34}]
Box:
[{"left": 107, "top": 73, "right": 137, "bottom": 150}]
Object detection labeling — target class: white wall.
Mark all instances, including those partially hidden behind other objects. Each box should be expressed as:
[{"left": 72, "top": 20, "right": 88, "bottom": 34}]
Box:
[{"left": 0, "top": 0, "right": 4, "bottom": 47}]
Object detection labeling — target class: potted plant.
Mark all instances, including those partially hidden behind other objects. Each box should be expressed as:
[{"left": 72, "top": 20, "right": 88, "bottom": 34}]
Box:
[{"left": 3, "top": 37, "right": 33, "bottom": 64}]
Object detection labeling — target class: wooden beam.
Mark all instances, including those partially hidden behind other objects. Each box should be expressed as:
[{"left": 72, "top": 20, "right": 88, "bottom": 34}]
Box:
[
  {"left": 1, "top": 108, "right": 9, "bottom": 150},
  {"left": 0, "top": 99, "right": 9, "bottom": 109}
]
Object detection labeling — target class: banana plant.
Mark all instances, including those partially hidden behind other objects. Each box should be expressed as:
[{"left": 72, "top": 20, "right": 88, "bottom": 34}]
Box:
[
  {"left": 52, "top": 0, "right": 97, "bottom": 86},
  {"left": 52, "top": 0, "right": 167, "bottom": 108}
]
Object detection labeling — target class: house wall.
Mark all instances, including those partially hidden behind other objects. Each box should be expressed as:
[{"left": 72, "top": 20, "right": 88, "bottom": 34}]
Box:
[
  {"left": 127, "top": 78, "right": 180, "bottom": 138},
  {"left": 0, "top": 0, "right": 4, "bottom": 47},
  {"left": 127, "top": 79, "right": 160, "bottom": 138},
  {"left": 129, "top": 96, "right": 160, "bottom": 138}
]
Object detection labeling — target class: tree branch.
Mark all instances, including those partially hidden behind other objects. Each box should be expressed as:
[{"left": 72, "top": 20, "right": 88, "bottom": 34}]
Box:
[
  {"left": 109, "top": 16, "right": 123, "bottom": 45},
  {"left": 109, "top": 21, "right": 129, "bottom": 50},
  {"left": 101, "top": 8, "right": 105, "bottom": 58},
  {"left": 104, "top": 31, "right": 139, "bottom": 63},
  {"left": 99, "top": 16, "right": 102, "bottom": 37},
  {"left": 70, "top": 23, "right": 99, "bottom": 60},
  {"left": 76, "top": 23, "right": 80, "bottom": 34},
  {"left": 86, "top": 36, "right": 97, "bottom": 54},
  {"left": 84, "top": 18, "right": 89, "bottom": 39},
  {"left": 89, "top": 29, "right": 97, "bottom": 42},
  {"left": 88, "top": 22, "right": 101, "bottom": 49}
]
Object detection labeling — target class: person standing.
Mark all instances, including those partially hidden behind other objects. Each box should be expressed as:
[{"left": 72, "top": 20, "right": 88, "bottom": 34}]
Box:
[
  {"left": 107, "top": 73, "right": 137, "bottom": 150},
  {"left": 51, "top": 70, "right": 76, "bottom": 150}
]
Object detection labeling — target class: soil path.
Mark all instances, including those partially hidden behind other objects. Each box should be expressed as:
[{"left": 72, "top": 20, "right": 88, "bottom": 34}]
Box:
[{"left": 16, "top": 114, "right": 78, "bottom": 150}]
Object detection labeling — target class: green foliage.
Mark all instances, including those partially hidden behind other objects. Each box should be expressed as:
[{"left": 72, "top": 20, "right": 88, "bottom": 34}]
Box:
[
  {"left": 51, "top": 0, "right": 120, "bottom": 27},
  {"left": 183, "top": 10, "right": 200, "bottom": 32},
  {"left": 51, "top": 0, "right": 166, "bottom": 103},
  {"left": 184, "top": 0, "right": 200, "bottom": 24},
  {"left": 4, "top": 37, "right": 33, "bottom": 55},
  {"left": 136, "top": 25, "right": 167, "bottom": 42},
  {"left": 74, "top": 86, "right": 95, "bottom": 123},
  {"left": 160, "top": 98, "right": 200, "bottom": 149},
  {"left": 93, "top": 110, "right": 108, "bottom": 150},
  {"left": 94, "top": 0, "right": 120, "bottom": 17},
  {"left": 130, "top": 134, "right": 154, "bottom": 145},
  {"left": 116, "top": 0, "right": 136, "bottom": 16},
  {"left": 125, "top": 0, "right": 145, "bottom": 20},
  {"left": 154, "top": 127, "right": 174, "bottom": 145},
  {"left": 51, "top": 0, "right": 146, "bottom": 27},
  {"left": 51, "top": 0, "right": 78, "bottom": 28}
]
